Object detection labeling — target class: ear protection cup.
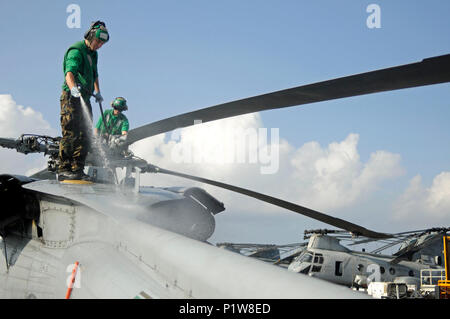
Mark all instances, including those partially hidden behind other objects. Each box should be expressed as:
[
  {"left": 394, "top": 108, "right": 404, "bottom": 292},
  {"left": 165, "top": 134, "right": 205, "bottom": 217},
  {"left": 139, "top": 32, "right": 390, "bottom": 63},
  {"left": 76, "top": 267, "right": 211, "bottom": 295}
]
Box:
[
  {"left": 84, "top": 21, "right": 109, "bottom": 42},
  {"left": 95, "top": 28, "right": 109, "bottom": 42}
]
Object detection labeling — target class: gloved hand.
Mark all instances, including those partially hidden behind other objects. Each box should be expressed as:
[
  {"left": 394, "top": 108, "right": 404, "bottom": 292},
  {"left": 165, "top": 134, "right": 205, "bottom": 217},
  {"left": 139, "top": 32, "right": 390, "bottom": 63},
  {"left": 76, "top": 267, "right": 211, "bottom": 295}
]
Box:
[
  {"left": 109, "top": 135, "right": 128, "bottom": 148},
  {"left": 70, "top": 86, "right": 81, "bottom": 98},
  {"left": 93, "top": 92, "right": 103, "bottom": 103},
  {"left": 117, "top": 135, "right": 127, "bottom": 146}
]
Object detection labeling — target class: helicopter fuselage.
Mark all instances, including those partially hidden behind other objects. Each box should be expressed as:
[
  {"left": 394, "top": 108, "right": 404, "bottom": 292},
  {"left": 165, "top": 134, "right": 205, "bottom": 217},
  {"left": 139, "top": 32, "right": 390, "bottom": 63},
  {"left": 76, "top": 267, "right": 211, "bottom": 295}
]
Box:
[
  {"left": 0, "top": 175, "right": 365, "bottom": 298},
  {"left": 288, "top": 234, "right": 443, "bottom": 287}
]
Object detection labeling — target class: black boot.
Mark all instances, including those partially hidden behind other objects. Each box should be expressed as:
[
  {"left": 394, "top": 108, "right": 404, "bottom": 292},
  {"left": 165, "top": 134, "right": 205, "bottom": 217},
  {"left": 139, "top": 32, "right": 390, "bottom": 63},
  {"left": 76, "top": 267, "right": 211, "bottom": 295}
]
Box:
[
  {"left": 73, "top": 169, "right": 92, "bottom": 181},
  {"left": 58, "top": 170, "right": 82, "bottom": 181}
]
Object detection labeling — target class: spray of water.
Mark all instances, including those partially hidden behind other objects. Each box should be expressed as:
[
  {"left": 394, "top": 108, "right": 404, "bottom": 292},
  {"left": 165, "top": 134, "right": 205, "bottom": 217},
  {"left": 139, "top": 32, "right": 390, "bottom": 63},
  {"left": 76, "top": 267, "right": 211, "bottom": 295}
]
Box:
[{"left": 79, "top": 95, "right": 110, "bottom": 169}]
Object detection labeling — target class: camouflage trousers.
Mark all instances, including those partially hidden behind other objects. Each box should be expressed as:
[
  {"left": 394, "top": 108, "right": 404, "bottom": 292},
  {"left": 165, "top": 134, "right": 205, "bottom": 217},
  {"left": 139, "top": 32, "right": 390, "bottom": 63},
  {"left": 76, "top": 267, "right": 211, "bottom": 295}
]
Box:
[{"left": 58, "top": 90, "right": 93, "bottom": 173}]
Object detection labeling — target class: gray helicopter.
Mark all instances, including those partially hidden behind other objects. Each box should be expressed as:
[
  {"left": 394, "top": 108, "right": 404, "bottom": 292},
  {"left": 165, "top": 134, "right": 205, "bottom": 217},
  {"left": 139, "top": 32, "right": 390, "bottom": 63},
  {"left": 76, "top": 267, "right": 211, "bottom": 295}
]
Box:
[
  {"left": 217, "top": 227, "right": 448, "bottom": 291},
  {"left": 286, "top": 228, "right": 448, "bottom": 289},
  {"left": 0, "top": 54, "right": 449, "bottom": 298}
]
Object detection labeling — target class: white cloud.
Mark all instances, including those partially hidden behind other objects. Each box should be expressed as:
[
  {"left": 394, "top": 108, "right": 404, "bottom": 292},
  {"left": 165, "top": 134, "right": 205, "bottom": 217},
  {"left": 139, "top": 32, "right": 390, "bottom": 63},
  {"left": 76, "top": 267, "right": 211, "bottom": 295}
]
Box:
[
  {"left": 0, "top": 95, "right": 53, "bottom": 136},
  {"left": 130, "top": 113, "right": 292, "bottom": 214},
  {"left": 427, "top": 172, "right": 450, "bottom": 212},
  {"left": 130, "top": 115, "right": 405, "bottom": 217},
  {"left": 0, "top": 95, "right": 55, "bottom": 175},
  {"left": 289, "top": 133, "right": 405, "bottom": 211},
  {"left": 393, "top": 172, "right": 450, "bottom": 226}
]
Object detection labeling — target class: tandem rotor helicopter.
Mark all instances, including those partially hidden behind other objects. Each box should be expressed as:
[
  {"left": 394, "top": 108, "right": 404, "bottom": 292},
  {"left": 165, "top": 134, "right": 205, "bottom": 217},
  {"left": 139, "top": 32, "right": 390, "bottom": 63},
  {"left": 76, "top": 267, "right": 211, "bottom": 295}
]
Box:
[
  {"left": 219, "top": 227, "right": 449, "bottom": 291},
  {"left": 0, "top": 54, "right": 449, "bottom": 299}
]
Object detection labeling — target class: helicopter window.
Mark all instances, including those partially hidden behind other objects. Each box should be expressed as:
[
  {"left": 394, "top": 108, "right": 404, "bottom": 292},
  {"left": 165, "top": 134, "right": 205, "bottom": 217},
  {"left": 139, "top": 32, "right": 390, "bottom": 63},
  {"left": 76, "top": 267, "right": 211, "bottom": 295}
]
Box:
[
  {"left": 389, "top": 268, "right": 395, "bottom": 275},
  {"left": 313, "top": 254, "right": 324, "bottom": 264},
  {"left": 311, "top": 265, "right": 322, "bottom": 273},
  {"left": 357, "top": 264, "right": 364, "bottom": 272},
  {"left": 300, "top": 265, "right": 311, "bottom": 274},
  {"left": 409, "top": 270, "right": 414, "bottom": 277},
  {"left": 299, "top": 252, "right": 313, "bottom": 263},
  {"left": 335, "top": 261, "right": 343, "bottom": 276},
  {"left": 380, "top": 267, "right": 385, "bottom": 274}
]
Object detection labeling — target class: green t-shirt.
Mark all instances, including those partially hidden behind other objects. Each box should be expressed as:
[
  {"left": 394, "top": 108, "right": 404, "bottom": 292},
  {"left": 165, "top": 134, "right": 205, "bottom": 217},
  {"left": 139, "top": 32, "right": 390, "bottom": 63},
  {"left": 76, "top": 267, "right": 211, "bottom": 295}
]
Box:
[
  {"left": 62, "top": 41, "right": 98, "bottom": 96},
  {"left": 95, "top": 109, "right": 129, "bottom": 135}
]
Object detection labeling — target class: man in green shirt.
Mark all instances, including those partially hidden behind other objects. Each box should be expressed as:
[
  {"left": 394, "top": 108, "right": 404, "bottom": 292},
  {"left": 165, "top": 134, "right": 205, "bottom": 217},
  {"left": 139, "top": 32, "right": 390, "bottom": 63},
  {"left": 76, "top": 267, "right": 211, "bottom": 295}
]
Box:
[
  {"left": 95, "top": 97, "right": 130, "bottom": 137},
  {"left": 58, "top": 20, "right": 109, "bottom": 181},
  {"left": 94, "top": 97, "right": 130, "bottom": 155}
]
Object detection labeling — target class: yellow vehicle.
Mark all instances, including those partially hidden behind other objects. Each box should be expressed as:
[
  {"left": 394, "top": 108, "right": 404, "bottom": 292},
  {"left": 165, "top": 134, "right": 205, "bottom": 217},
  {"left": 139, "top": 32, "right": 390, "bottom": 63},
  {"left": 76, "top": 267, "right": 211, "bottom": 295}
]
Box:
[{"left": 437, "top": 236, "right": 450, "bottom": 299}]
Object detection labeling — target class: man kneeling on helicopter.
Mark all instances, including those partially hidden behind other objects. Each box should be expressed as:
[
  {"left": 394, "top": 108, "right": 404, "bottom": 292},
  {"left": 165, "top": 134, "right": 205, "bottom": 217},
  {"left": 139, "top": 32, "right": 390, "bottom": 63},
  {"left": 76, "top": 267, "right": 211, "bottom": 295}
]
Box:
[{"left": 94, "top": 97, "right": 129, "bottom": 147}]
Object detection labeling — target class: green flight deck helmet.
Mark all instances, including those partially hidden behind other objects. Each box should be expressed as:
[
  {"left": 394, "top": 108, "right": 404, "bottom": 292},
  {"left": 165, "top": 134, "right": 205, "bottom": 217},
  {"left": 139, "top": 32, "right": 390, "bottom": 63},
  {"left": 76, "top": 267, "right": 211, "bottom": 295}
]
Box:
[
  {"left": 84, "top": 20, "right": 110, "bottom": 43},
  {"left": 111, "top": 97, "right": 128, "bottom": 112}
]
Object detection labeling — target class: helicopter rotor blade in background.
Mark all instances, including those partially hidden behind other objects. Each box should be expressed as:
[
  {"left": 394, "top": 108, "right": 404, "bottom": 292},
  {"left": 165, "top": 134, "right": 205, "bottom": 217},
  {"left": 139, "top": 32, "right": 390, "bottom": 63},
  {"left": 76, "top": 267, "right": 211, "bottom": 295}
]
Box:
[
  {"left": 146, "top": 164, "right": 393, "bottom": 239},
  {"left": 0, "top": 137, "right": 20, "bottom": 150},
  {"left": 347, "top": 228, "right": 433, "bottom": 246},
  {"left": 127, "top": 54, "right": 450, "bottom": 145},
  {"left": 390, "top": 229, "right": 450, "bottom": 264},
  {"left": 348, "top": 227, "right": 450, "bottom": 259}
]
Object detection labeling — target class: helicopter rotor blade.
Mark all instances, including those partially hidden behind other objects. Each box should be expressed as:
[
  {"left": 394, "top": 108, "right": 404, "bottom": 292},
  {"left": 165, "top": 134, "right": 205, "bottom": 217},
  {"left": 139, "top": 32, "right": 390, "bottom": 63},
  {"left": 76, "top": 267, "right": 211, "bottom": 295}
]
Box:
[
  {"left": 147, "top": 164, "right": 393, "bottom": 239},
  {"left": 347, "top": 228, "right": 434, "bottom": 246},
  {"left": 127, "top": 54, "right": 450, "bottom": 145},
  {"left": 390, "top": 230, "right": 449, "bottom": 264},
  {"left": 349, "top": 227, "right": 449, "bottom": 259},
  {"left": 0, "top": 137, "right": 20, "bottom": 150}
]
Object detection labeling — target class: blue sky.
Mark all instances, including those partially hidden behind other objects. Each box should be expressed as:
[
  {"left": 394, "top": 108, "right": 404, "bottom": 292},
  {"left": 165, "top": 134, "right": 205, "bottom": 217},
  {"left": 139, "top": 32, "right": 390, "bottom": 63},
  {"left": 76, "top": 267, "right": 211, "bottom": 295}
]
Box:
[{"left": 0, "top": 1, "right": 449, "bottom": 244}]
